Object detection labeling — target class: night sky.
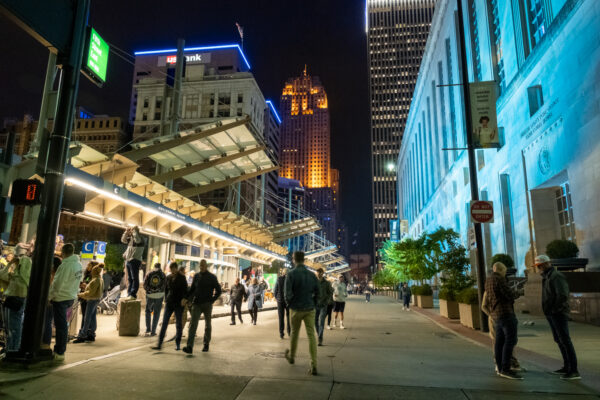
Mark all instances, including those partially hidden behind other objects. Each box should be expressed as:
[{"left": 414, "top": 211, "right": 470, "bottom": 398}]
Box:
[{"left": 0, "top": 0, "right": 373, "bottom": 255}]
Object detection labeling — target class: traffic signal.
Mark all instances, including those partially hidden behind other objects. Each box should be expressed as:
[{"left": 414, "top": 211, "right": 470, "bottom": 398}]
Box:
[{"left": 10, "top": 179, "right": 43, "bottom": 206}]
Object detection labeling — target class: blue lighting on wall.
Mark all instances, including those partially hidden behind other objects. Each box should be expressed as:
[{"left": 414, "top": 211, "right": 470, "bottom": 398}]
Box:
[
  {"left": 134, "top": 44, "right": 251, "bottom": 70},
  {"left": 365, "top": 0, "right": 369, "bottom": 33},
  {"left": 265, "top": 100, "right": 282, "bottom": 124}
]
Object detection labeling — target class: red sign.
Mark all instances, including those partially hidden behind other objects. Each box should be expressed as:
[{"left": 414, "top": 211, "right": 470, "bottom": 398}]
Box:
[{"left": 470, "top": 200, "right": 494, "bottom": 224}]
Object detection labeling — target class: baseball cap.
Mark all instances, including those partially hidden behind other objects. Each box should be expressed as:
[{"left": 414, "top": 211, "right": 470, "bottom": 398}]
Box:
[{"left": 534, "top": 254, "right": 551, "bottom": 266}]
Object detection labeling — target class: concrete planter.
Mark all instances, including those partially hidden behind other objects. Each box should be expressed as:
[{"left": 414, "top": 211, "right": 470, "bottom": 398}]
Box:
[
  {"left": 459, "top": 303, "right": 481, "bottom": 329},
  {"left": 411, "top": 295, "right": 416, "bottom": 305},
  {"left": 416, "top": 295, "right": 433, "bottom": 308},
  {"left": 439, "top": 299, "right": 460, "bottom": 319}
]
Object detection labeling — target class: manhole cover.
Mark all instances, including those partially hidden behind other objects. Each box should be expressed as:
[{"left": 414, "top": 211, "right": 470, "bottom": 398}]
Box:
[{"left": 255, "top": 352, "right": 285, "bottom": 359}]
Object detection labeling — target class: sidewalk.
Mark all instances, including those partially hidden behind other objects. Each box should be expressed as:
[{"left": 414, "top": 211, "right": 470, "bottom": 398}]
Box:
[{"left": 1, "top": 295, "right": 598, "bottom": 399}]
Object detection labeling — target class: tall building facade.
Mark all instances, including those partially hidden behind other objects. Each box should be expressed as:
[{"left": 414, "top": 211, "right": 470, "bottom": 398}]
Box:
[
  {"left": 280, "top": 69, "right": 339, "bottom": 244},
  {"left": 367, "top": 0, "right": 436, "bottom": 263},
  {"left": 396, "top": 0, "right": 600, "bottom": 278}
]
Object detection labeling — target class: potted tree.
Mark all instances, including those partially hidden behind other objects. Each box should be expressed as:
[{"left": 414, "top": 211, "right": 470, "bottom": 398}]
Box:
[
  {"left": 436, "top": 229, "right": 473, "bottom": 319},
  {"left": 457, "top": 287, "right": 480, "bottom": 329},
  {"left": 546, "top": 240, "right": 588, "bottom": 271},
  {"left": 490, "top": 253, "right": 516, "bottom": 276},
  {"left": 413, "top": 283, "right": 434, "bottom": 308}
]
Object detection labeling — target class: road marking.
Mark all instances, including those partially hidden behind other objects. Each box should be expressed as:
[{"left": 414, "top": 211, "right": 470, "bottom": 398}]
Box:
[{"left": 53, "top": 345, "right": 146, "bottom": 372}]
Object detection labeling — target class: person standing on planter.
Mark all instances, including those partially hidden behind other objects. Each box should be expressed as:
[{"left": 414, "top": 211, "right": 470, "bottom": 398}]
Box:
[
  {"left": 121, "top": 226, "right": 144, "bottom": 300},
  {"left": 247, "top": 278, "right": 264, "bottom": 325},
  {"left": 332, "top": 276, "right": 348, "bottom": 329},
  {"left": 535, "top": 254, "right": 580, "bottom": 380},
  {"left": 273, "top": 269, "right": 291, "bottom": 338},
  {"left": 74, "top": 264, "right": 104, "bottom": 343},
  {"left": 484, "top": 262, "right": 522, "bottom": 380}
]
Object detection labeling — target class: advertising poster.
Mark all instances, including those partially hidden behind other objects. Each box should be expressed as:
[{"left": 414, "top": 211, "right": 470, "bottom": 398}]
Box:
[{"left": 470, "top": 81, "right": 500, "bottom": 148}]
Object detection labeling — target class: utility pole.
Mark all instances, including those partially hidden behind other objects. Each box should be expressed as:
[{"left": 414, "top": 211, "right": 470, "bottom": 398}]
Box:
[
  {"left": 17, "top": 0, "right": 91, "bottom": 361},
  {"left": 455, "top": 0, "right": 488, "bottom": 332}
]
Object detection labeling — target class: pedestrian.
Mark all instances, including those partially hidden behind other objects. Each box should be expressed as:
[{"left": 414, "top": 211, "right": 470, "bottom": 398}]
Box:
[
  {"left": 247, "top": 278, "right": 264, "bottom": 325},
  {"left": 273, "top": 269, "right": 291, "bottom": 338},
  {"left": 42, "top": 243, "right": 83, "bottom": 361},
  {"left": 182, "top": 259, "right": 221, "bottom": 354},
  {"left": 121, "top": 226, "right": 144, "bottom": 300},
  {"left": 144, "top": 263, "right": 166, "bottom": 336},
  {"left": 484, "top": 262, "right": 521, "bottom": 380},
  {"left": 0, "top": 253, "right": 32, "bottom": 352},
  {"left": 229, "top": 277, "right": 246, "bottom": 325},
  {"left": 401, "top": 283, "right": 412, "bottom": 310},
  {"left": 78, "top": 261, "right": 99, "bottom": 336},
  {"left": 535, "top": 255, "right": 580, "bottom": 380},
  {"left": 365, "top": 286, "right": 372, "bottom": 303},
  {"left": 152, "top": 262, "right": 188, "bottom": 351},
  {"left": 284, "top": 251, "right": 319, "bottom": 375},
  {"left": 73, "top": 264, "right": 104, "bottom": 343},
  {"left": 332, "top": 275, "right": 348, "bottom": 329},
  {"left": 315, "top": 267, "right": 333, "bottom": 346}
]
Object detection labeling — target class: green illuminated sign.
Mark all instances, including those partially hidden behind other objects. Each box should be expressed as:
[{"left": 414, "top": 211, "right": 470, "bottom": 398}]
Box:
[{"left": 85, "top": 27, "right": 109, "bottom": 83}]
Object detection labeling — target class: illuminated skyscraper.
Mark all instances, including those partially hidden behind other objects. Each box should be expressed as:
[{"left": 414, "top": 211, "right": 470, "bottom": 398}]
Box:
[{"left": 367, "top": 0, "right": 436, "bottom": 262}]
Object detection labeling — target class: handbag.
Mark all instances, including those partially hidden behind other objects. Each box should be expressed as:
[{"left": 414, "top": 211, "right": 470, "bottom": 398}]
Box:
[{"left": 4, "top": 295, "right": 25, "bottom": 312}]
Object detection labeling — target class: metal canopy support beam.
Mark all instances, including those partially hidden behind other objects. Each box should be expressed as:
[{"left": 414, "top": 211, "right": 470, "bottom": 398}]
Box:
[
  {"left": 323, "top": 256, "right": 345, "bottom": 266},
  {"left": 122, "top": 117, "right": 250, "bottom": 162},
  {"left": 179, "top": 166, "right": 279, "bottom": 197},
  {"left": 149, "top": 146, "right": 265, "bottom": 183}
]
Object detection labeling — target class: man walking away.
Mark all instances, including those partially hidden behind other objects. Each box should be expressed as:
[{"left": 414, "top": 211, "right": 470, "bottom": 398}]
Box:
[
  {"left": 153, "top": 263, "right": 188, "bottom": 351},
  {"left": 332, "top": 276, "right": 348, "bottom": 329},
  {"left": 315, "top": 268, "right": 333, "bottom": 346},
  {"left": 284, "top": 251, "right": 319, "bottom": 375},
  {"left": 43, "top": 243, "right": 83, "bottom": 361},
  {"left": 535, "top": 255, "right": 580, "bottom": 380},
  {"left": 273, "top": 269, "right": 290, "bottom": 338},
  {"left": 144, "top": 263, "right": 166, "bottom": 336},
  {"left": 183, "top": 260, "right": 221, "bottom": 354},
  {"left": 121, "top": 226, "right": 144, "bottom": 300},
  {"left": 229, "top": 277, "right": 246, "bottom": 325},
  {"left": 401, "top": 283, "right": 411, "bottom": 311},
  {"left": 485, "top": 262, "right": 521, "bottom": 380}
]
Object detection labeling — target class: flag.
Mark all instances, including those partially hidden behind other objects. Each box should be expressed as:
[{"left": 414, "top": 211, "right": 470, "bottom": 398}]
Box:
[{"left": 236, "top": 22, "right": 244, "bottom": 40}]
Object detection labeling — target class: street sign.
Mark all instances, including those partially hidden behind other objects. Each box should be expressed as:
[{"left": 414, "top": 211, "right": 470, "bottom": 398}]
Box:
[
  {"left": 82, "top": 27, "right": 109, "bottom": 86},
  {"left": 470, "top": 200, "right": 494, "bottom": 223},
  {"left": 81, "top": 240, "right": 107, "bottom": 261},
  {"left": 81, "top": 241, "right": 95, "bottom": 259}
]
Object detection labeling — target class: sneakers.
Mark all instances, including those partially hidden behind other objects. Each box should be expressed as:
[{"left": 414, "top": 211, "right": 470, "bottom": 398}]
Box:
[
  {"left": 326, "top": 325, "right": 332, "bottom": 330},
  {"left": 308, "top": 365, "right": 317, "bottom": 375},
  {"left": 72, "top": 337, "right": 86, "bottom": 344},
  {"left": 182, "top": 346, "right": 193, "bottom": 354},
  {"left": 144, "top": 331, "right": 152, "bottom": 337},
  {"left": 551, "top": 367, "right": 568, "bottom": 375},
  {"left": 340, "top": 322, "right": 345, "bottom": 330},
  {"left": 150, "top": 345, "right": 162, "bottom": 350},
  {"left": 499, "top": 370, "right": 524, "bottom": 380},
  {"left": 123, "top": 295, "right": 136, "bottom": 301},
  {"left": 284, "top": 349, "right": 294, "bottom": 364},
  {"left": 202, "top": 344, "right": 209, "bottom": 352},
  {"left": 53, "top": 353, "right": 65, "bottom": 362},
  {"left": 230, "top": 322, "right": 236, "bottom": 325},
  {"left": 560, "top": 372, "right": 581, "bottom": 380}
]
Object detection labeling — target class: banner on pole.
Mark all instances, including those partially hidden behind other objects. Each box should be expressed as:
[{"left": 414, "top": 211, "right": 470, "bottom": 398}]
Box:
[{"left": 470, "top": 81, "right": 500, "bottom": 148}]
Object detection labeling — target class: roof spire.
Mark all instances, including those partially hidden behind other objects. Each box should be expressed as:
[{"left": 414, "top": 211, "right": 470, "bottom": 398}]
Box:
[{"left": 303, "top": 64, "right": 308, "bottom": 77}]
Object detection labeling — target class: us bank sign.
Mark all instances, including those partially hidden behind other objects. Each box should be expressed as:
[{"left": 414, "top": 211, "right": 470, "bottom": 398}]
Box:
[{"left": 157, "top": 52, "right": 212, "bottom": 67}]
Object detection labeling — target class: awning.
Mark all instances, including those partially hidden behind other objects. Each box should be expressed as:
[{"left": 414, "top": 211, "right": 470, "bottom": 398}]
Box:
[{"left": 268, "top": 217, "right": 321, "bottom": 242}]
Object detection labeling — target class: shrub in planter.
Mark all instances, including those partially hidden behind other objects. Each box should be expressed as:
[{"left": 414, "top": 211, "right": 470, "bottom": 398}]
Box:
[
  {"left": 413, "top": 284, "right": 433, "bottom": 308},
  {"left": 438, "top": 288, "right": 455, "bottom": 301},
  {"left": 546, "top": 240, "right": 579, "bottom": 259},
  {"left": 457, "top": 287, "right": 480, "bottom": 329},
  {"left": 491, "top": 253, "right": 515, "bottom": 275},
  {"left": 438, "top": 288, "right": 460, "bottom": 319},
  {"left": 413, "top": 284, "right": 433, "bottom": 296}
]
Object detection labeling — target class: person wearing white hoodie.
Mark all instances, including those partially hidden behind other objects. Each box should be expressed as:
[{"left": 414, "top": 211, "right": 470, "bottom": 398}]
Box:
[
  {"left": 42, "top": 243, "right": 83, "bottom": 361},
  {"left": 332, "top": 276, "right": 348, "bottom": 329}
]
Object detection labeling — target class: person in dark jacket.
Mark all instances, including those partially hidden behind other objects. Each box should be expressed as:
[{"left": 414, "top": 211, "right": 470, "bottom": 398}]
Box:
[
  {"left": 144, "top": 263, "right": 166, "bottom": 336},
  {"left": 535, "top": 255, "right": 580, "bottom": 380},
  {"left": 182, "top": 259, "right": 221, "bottom": 354},
  {"left": 400, "top": 283, "right": 412, "bottom": 310},
  {"left": 229, "top": 277, "right": 246, "bottom": 325},
  {"left": 315, "top": 268, "right": 333, "bottom": 346},
  {"left": 273, "top": 269, "right": 291, "bottom": 338},
  {"left": 484, "top": 262, "right": 521, "bottom": 380},
  {"left": 247, "top": 278, "right": 264, "bottom": 325},
  {"left": 152, "top": 262, "right": 188, "bottom": 351}
]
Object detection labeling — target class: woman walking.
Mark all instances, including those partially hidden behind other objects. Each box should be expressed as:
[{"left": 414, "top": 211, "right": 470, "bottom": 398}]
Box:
[{"left": 247, "top": 278, "right": 264, "bottom": 325}]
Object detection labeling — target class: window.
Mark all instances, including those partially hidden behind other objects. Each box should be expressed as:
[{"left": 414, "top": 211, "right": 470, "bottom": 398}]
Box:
[
  {"left": 143, "top": 97, "right": 149, "bottom": 108},
  {"left": 237, "top": 93, "right": 243, "bottom": 103},
  {"left": 113, "top": 120, "right": 118, "bottom": 128},
  {"left": 142, "top": 113, "right": 147, "bottom": 121},
  {"left": 156, "top": 97, "right": 162, "bottom": 109},
  {"left": 154, "top": 112, "right": 161, "bottom": 120},
  {"left": 500, "top": 174, "right": 516, "bottom": 260},
  {"left": 527, "top": 0, "right": 547, "bottom": 48},
  {"left": 528, "top": 85, "right": 544, "bottom": 116},
  {"left": 99, "top": 120, "right": 103, "bottom": 128},
  {"left": 91, "top": 121, "right": 95, "bottom": 128},
  {"left": 555, "top": 182, "right": 576, "bottom": 241}
]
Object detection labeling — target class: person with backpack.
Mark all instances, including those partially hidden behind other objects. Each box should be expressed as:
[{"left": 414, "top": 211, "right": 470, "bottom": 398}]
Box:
[
  {"left": 143, "top": 263, "right": 166, "bottom": 336},
  {"left": 121, "top": 226, "right": 144, "bottom": 300},
  {"left": 0, "top": 253, "right": 32, "bottom": 352}
]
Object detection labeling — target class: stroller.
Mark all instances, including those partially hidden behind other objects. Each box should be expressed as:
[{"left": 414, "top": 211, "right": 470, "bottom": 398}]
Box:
[{"left": 97, "top": 286, "right": 120, "bottom": 315}]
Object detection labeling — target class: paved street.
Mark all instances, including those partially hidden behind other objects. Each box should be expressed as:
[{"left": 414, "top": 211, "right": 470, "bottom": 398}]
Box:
[{"left": 1, "top": 295, "right": 598, "bottom": 399}]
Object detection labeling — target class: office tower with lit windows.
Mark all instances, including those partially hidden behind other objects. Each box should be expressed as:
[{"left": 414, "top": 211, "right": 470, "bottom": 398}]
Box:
[
  {"left": 366, "top": 0, "right": 436, "bottom": 263},
  {"left": 279, "top": 68, "right": 339, "bottom": 243}
]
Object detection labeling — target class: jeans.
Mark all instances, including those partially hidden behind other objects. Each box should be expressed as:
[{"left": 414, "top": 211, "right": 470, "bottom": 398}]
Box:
[
  {"left": 126, "top": 259, "right": 141, "bottom": 298},
  {"left": 403, "top": 295, "right": 410, "bottom": 308},
  {"left": 315, "top": 306, "right": 327, "bottom": 341},
  {"left": 42, "top": 300, "right": 74, "bottom": 355},
  {"left": 145, "top": 297, "right": 164, "bottom": 334},
  {"left": 494, "top": 314, "right": 518, "bottom": 373},
  {"left": 231, "top": 300, "right": 242, "bottom": 323},
  {"left": 547, "top": 313, "right": 578, "bottom": 373},
  {"left": 326, "top": 303, "right": 333, "bottom": 325},
  {"left": 157, "top": 303, "right": 183, "bottom": 347},
  {"left": 79, "top": 299, "right": 87, "bottom": 331},
  {"left": 4, "top": 296, "right": 26, "bottom": 352},
  {"left": 249, "top": 302, "right": 259, "bottom": 323},
  {"left": 366, "top": 293, "right": 371, "bottom": 302},
  {"left": 290, "top": 309, "right": 317, "bottom": 368},
  {"left": 277, "top": 301, "right": 290, "bottom": 336},
  {"left": 78, "top": 299, "right": 99, "bottom": 339},
  {"left": 187, "top": 302, "right": 212, "bottom": 349},
  {"left": 489, "top": 316, "right": 519, "bottom": 369}
]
